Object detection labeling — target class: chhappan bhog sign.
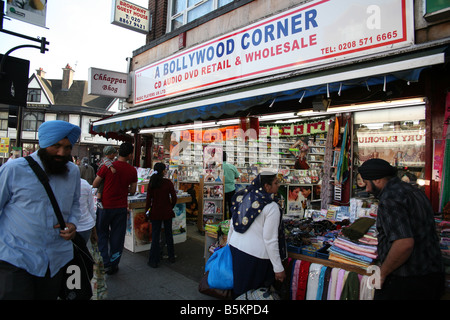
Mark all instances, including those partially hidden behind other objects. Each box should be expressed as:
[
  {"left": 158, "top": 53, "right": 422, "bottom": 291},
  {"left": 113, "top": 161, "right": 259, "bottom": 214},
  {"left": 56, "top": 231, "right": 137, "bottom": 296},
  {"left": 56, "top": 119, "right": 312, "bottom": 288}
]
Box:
[{"left": 88, "top": 67, "right": 130, "bottom": 98}]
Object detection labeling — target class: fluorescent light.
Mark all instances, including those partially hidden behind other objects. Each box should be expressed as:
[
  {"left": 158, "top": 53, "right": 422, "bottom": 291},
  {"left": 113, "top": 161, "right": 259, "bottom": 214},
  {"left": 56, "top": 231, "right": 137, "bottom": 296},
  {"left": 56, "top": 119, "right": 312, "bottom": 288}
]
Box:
[
  {"left": 259, "top": 112, "right": 298, "bottom": 121},
  {"left": 297, "top": 97, "right": 426, "bottom": 117}
]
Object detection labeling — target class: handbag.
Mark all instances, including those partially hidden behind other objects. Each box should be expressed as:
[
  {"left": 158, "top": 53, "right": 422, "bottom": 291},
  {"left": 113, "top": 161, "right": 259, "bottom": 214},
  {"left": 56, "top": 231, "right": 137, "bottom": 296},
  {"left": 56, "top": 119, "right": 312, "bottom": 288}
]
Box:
[
  {"left": 235, "top": 287, "right": 280, "bottom": 300},
  {"left": 198, "top": 271, "right": 232, "bottom": 300},
  {"left": 204, "top": 244, "right": 233, "bottom": 290},
  {"left": 25, "top": 156, "right": 94, "bottom": 300}
]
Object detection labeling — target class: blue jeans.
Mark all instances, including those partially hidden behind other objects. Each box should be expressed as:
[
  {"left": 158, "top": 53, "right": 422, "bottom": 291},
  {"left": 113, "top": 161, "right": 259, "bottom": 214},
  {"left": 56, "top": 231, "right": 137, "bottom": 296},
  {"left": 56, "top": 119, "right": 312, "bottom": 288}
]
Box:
[
  {"left": 148, "top": 219, "right": 174, "bottom": 265},
  {"left": 96, "top": 207, "right": 127, "bottom": 269}
]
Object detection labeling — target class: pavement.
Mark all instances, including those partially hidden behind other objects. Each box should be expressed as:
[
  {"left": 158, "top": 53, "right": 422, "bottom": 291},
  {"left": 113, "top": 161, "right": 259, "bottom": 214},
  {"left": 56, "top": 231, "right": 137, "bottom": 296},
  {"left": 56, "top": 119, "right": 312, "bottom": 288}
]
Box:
[{"left": 103, "top": 222, "right": 217, "bottom": 300}]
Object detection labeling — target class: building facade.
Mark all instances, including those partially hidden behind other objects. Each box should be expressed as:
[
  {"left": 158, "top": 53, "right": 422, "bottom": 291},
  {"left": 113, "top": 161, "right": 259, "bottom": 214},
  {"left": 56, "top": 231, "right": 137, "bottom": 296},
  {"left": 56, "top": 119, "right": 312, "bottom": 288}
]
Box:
[{"left": 93, "top": 0, "right": 450, "bottom": 211}]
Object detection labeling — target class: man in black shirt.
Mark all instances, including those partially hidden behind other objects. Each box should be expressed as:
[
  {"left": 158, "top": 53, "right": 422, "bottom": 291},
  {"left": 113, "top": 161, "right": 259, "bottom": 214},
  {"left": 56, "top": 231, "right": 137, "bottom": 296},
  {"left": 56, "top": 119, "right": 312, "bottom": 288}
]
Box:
[{"left": 358, "top": 158, "right": 444, "bottom": 300}]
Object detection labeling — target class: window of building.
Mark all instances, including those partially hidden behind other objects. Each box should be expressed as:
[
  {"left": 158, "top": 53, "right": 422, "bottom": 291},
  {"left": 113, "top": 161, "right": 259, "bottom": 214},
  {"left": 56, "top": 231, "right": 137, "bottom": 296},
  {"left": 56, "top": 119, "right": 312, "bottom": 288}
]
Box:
[
  {"left": 57, "top": 114, "right": 69, "bottom": 122},
  {"left": 168, "top": 0, "right": 234, "bottom": 31},
  {"left": 27, "top": 89, "right": 41, "bottom": 103},
  {"left": 0, "top": 112, "right": 8, "bottom": 130},
  {"left": 23, "top": 111, "right": 45, "bottom": 131}
]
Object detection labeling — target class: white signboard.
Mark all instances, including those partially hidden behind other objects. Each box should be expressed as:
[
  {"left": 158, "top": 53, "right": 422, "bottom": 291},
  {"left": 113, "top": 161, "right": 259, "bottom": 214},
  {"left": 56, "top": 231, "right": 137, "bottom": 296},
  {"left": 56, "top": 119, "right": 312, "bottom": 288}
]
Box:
[
  {"left": 134, "top": 0, "right": 414, "bottom": 106},
  {"left": 111, "top": 0, "right": 150, "bottom": 34},
  {"left": 6, "top": 0, "right": 47, "bottom": 28},
  {"left": 88, "top": 67, "right": 130, "bottom": 98}
]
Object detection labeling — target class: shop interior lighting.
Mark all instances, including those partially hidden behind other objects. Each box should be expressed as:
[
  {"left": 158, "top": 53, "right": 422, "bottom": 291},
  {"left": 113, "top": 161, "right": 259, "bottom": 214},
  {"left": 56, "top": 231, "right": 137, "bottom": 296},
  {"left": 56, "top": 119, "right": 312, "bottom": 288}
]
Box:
[
  {"left": 259, "top": 112, "right": 298, "bottom": 122},
  {"left": 296, "top": 97, "right": 426, "bottom": 117}
]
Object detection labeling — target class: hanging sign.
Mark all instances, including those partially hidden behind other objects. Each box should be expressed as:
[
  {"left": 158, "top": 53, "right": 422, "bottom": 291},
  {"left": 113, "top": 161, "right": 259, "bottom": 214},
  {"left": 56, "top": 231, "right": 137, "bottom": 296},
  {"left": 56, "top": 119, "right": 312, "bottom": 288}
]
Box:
[
  {"left": 111, "top": 0, "right": 150, "bottom": 34},
  {"left": 88, "top": 67, "right": 130, "bottom": 98},
  {"left": 261, "top": 120, "right": 330, "bottom": 137},
  {"left": 134, "top": 0, "right": 414, "bottom": 105},
  {"left": 6, "top": 0, "right": 47, "bottom": 28}
]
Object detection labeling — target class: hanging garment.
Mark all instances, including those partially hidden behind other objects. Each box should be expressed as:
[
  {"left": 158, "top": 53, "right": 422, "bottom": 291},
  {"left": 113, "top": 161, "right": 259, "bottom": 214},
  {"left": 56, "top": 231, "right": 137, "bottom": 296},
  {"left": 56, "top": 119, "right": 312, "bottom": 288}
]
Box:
[
  {"left": 306, "top": 263, "right": 322, "bottom": 300},
  {"left": 296, "top": 260, "right": 311, "bottom": 300},
  {"left": 340, "top": 272, "right": 361, "bottom": 300}
]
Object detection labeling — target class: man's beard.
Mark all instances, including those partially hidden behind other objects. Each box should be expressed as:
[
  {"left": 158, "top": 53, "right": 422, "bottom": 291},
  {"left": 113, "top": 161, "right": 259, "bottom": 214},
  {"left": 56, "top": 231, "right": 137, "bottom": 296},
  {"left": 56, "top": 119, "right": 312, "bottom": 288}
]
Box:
[
  {"left": 368, "top": 180, "right": 382, "bottom": 198},
  {"left": 38, "top": 148, "right": 71, "bottom": 175}
]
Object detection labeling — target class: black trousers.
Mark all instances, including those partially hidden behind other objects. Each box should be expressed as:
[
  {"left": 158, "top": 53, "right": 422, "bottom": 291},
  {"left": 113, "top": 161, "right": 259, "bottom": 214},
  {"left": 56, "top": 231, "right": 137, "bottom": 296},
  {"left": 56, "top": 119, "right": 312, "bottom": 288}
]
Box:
[
  {"left": 374, "top": 272, "right": 445, "bottom": 300},
  {"left": 224, "top": 190, "right": 235, "bottom": 220},
  {"left": 0, "top": 260, "right": 64, "bottom": 300}
]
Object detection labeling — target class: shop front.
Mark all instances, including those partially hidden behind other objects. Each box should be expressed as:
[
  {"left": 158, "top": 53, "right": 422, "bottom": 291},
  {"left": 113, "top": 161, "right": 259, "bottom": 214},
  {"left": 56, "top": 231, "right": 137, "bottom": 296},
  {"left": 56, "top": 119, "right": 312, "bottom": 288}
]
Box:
[{"left": 91, "top": 0, "right": 450, "bottom": 299}]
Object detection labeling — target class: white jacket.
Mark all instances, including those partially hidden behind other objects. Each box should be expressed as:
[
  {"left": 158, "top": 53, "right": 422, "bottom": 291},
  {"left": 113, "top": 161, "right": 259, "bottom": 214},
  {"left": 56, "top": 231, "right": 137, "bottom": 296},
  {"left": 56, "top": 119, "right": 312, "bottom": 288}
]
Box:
[{"left": 228, "top": 202, "right": 284, "bottom": 273}]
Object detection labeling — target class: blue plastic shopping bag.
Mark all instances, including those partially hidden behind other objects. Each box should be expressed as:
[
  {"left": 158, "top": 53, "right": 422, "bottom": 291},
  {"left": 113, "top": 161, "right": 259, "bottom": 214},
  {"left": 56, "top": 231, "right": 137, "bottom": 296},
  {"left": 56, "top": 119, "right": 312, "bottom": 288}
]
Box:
[{"left": 205, "top": 244, "right": 233, "bottom": 290}]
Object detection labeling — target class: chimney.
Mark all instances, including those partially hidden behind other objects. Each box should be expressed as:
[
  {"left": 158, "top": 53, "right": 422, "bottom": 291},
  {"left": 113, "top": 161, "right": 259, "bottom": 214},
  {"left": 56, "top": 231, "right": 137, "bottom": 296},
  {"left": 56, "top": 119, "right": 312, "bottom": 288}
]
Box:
[
  {"left": 36, "top": 67, "right": 46, "bottom": 78},
  {"left": 62, "top": 63, "right": 75, "bottom": 90}
]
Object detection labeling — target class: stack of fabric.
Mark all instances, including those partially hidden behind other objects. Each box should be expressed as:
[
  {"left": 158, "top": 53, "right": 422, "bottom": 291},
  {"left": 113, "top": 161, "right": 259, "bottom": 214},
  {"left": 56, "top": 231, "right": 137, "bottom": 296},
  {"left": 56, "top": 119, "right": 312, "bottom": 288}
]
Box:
[
  {"left": 328, "top": 217, "right": 378, "bottom": 270},
  {"left": 328, "top": 237, "right": 378, "bottom": 269}
]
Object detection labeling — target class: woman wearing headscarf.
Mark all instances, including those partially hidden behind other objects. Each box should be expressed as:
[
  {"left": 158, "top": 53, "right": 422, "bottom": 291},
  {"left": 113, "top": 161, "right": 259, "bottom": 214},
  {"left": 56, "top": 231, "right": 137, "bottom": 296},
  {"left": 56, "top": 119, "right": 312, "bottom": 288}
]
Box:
[
  {"left": 228, "top": 172, "right": 287, "bottom": 297},
  {"left": 145, "top": 162, "right": 177, "bottom": 268}
]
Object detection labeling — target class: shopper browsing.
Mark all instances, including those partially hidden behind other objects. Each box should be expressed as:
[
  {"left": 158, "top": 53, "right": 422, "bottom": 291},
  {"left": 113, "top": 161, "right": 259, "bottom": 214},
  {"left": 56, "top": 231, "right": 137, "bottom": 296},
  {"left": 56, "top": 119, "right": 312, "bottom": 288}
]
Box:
[
  {"left": 228, "top": 172, "right": 287, "bottom": 297},
  {"left": 93, "top": 142, "right": 137, "bottom": 275},
  {"left": 358, "top": 158, "right": 444, "bottom": 300},
  {"left": 145, "top": 162, "right": 178, "bottom": 268}
]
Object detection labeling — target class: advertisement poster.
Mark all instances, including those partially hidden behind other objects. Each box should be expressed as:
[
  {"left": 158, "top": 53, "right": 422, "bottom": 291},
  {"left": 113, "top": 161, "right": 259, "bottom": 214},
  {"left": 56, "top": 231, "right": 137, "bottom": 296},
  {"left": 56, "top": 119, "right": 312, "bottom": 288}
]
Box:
[
  {"left": 287, "top": 185, "right": 312, "bottom": 217},
  {"left": 179, "top": 182, "right": 201, "bottom": 221},
  {"left": 6, "top": 0, "right": 47, "bottom": 28}
]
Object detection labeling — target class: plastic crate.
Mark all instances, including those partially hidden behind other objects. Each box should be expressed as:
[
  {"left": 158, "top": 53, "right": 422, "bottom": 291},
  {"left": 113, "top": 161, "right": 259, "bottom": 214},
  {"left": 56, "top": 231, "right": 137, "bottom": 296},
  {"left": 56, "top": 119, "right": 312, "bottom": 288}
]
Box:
[
  {"left": 301, "top": 246, "right": 316, "bottom": 257},
  {"left": 287, "top": 244, "right": 302, "bottom": 254}
]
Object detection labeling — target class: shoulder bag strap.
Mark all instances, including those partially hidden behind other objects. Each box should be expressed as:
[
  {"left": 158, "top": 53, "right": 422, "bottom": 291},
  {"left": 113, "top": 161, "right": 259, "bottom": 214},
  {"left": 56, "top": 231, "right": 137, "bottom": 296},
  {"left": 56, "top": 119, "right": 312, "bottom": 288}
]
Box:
[{"left": 25, "top": 156, "right": 67, "bottom": 230}]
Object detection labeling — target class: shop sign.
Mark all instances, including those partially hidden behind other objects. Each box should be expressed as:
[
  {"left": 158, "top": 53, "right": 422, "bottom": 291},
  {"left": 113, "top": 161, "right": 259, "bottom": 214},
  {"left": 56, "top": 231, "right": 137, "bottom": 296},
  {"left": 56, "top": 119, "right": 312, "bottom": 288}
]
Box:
[
  {"left": 357, "top": 129, "right": 426, "bottom": 167},
  {"left": 260, "top": 120, "right": 329, "bottom": 137},
  {"left": 88, "top": 67, "right": 130, "bottom": 98},
  {"left": 6, "top": 0, "right": 47, "bottom": 28},
  {"left": 0, "top": 137, "right": 10, "bottom": 154},
  {"left": 111, "top": 0, "right": 150, "bottom": 34},
  {"left": 134, "top": 0, "right": 413, "bottom": 105}
]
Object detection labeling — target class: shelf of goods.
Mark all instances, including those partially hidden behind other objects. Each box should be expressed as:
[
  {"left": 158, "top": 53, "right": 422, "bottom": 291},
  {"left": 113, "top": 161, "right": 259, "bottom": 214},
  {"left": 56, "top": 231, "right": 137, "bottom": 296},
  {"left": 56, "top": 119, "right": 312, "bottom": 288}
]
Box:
[{"left": 285, "top": 216, "right": 378, "bottom": 300}]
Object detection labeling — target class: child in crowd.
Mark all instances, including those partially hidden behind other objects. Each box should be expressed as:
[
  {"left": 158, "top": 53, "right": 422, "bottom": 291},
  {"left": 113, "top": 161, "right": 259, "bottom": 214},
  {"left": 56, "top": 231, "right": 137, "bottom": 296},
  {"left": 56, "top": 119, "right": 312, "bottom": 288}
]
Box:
[{"left": 96, "top": 146, "right": 118, "bottom": 208}]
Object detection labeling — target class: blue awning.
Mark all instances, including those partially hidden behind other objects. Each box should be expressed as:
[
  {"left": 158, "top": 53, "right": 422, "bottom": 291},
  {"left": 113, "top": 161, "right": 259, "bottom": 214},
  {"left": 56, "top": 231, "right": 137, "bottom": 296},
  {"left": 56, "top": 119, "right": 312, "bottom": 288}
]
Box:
[{"left": 92, "top": 45, "right": 446, "bottom": 134}]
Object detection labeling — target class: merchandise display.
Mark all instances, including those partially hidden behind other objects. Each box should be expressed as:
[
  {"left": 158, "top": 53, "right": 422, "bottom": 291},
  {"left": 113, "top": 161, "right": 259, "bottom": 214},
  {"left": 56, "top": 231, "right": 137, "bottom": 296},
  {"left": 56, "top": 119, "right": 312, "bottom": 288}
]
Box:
[{"left": 287, "top": 258, "right": 375, "bottom": 300}]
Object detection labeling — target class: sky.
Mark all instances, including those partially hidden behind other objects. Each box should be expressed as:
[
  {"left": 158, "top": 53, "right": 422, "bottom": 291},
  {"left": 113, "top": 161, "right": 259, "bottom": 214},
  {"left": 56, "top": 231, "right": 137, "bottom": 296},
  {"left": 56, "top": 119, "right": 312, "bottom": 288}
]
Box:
[{"left": 0, "top": 0, "right": 148, "bottom": 80}]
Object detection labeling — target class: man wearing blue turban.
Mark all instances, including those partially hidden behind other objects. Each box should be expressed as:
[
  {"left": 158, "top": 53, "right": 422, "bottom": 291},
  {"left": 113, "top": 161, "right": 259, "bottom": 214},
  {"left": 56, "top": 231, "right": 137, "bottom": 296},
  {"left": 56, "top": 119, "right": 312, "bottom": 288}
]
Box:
[{"left": 0, "top": 120, "right": 83, "bottom": 299}]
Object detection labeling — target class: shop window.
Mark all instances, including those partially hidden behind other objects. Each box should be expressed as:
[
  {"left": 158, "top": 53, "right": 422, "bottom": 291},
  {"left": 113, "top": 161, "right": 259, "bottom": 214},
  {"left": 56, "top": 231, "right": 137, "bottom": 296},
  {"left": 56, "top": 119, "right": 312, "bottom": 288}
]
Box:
[
  {"left": 27, "top": 89, "right": 41, "bottom": 103},
  {"left": 353, "top": 116, "right": 426, "bottom": 197},
  {"left": 168, "top": 0, "right": 233, "bottom": 31},
  {"left": 56, "top": 114, "right": 69, "bottom": 122},
  {"left": 23, "top": 111, "right": 44, "bottom": 131}
]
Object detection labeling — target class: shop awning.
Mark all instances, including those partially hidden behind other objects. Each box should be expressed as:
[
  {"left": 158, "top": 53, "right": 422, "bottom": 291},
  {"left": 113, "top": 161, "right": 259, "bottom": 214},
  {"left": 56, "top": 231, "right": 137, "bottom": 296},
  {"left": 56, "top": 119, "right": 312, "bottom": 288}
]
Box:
[{"left": 92, "top": 45, "right": 448, "bottom": 134}]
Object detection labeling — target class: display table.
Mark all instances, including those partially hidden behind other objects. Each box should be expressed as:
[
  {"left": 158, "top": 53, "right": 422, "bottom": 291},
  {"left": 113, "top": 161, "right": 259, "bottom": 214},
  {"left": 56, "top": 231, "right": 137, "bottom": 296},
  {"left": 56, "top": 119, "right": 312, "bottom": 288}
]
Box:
[{"left": 124, "top": 195, "right": 191, "bottom": 253}]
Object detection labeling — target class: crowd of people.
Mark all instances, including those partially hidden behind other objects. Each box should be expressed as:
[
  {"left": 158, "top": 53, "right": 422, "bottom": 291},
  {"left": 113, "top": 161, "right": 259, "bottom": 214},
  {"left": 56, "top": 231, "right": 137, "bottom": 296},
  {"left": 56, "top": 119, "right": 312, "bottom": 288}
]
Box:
[{"left": 0, "top": 120, "right": 446, "bottom": 300}]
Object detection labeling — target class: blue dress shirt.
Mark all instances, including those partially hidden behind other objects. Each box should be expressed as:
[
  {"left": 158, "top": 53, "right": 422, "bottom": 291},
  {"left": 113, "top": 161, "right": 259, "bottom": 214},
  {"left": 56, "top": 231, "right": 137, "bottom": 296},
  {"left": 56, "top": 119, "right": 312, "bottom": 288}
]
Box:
[{"left": 0, "top": 151, "right": 82, "bottom": 277}]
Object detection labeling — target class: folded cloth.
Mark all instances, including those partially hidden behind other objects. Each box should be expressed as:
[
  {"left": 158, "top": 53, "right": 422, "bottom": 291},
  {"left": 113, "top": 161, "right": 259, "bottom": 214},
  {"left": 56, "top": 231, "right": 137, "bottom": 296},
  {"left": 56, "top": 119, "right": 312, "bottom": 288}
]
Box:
[
  {"left": 329, "top": 245, "right": 374, "bottom": 263},
  {"left": 333, "top": 238, "right": 378, "bottom": 259},
  {"left": 342, "top": 217, "right": 375, "bottom": 241}
]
